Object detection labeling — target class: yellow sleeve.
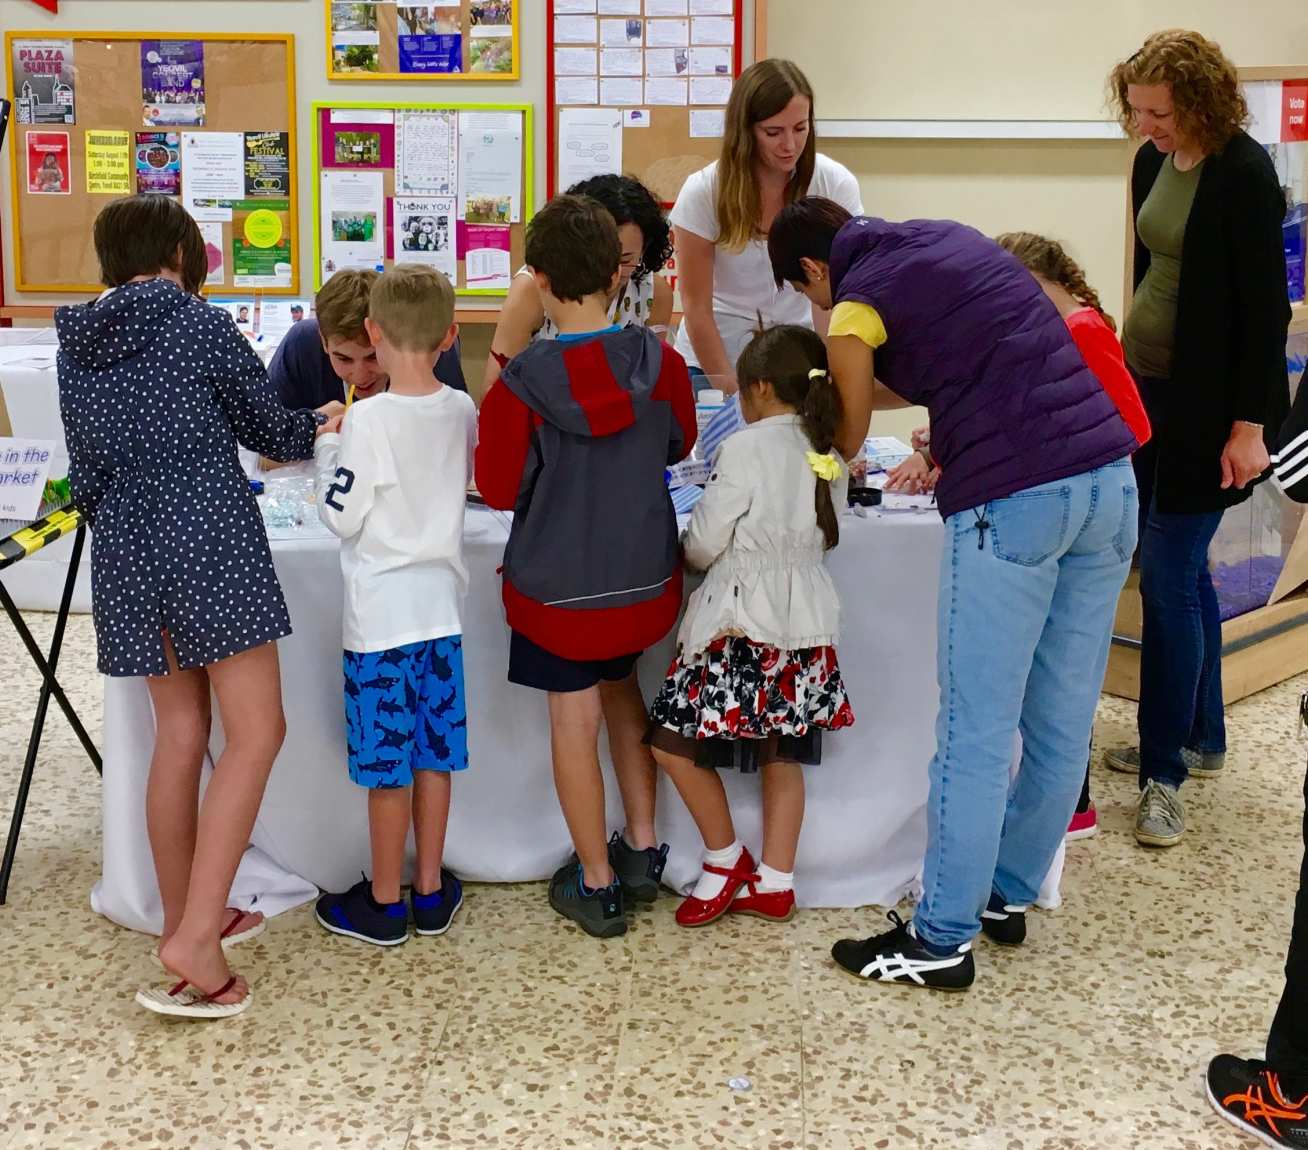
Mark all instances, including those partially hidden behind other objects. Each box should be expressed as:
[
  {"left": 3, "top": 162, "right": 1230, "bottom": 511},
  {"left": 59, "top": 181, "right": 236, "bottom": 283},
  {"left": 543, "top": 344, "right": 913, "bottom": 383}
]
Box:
[{"left": 828, "top": 301, "right": 888, "bottom": 349}]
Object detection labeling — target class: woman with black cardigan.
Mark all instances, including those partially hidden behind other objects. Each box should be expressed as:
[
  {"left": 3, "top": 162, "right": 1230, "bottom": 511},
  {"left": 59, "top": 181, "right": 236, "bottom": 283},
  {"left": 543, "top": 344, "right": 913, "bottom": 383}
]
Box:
[{"left": 1105, "top": 30, "right": 1291, "bottom": 849}]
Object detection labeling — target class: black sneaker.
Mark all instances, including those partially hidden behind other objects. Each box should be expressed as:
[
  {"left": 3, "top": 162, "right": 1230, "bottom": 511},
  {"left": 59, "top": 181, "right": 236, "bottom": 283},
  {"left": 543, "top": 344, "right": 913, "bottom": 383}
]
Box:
[
  {"left": 316, "top": 877, "right": 408, "bottom": 946},
  {"left": 608, "top": 831, "right": 668, "bottom": 904},
  {"left": 831, "top": 911, "right": 975, "bottom": 991},
  {"left": 979, "top": 891, "right": 1028, "bottom": 946},
  {"left": 1206, "top": 1054, "right": 1308, "bottom": 1147},
  {"left": 411, "top": 868, "right": 463, "bottom": 937},
  {"left": 548, "top": 861, "right": 626, "bottom": 938}
]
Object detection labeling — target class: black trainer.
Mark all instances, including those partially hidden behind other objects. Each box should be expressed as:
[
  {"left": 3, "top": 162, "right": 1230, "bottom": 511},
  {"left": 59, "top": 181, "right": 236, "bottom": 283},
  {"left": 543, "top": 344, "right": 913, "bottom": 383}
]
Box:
[
  {"left": 979, "top": 891, "right": 1028, "bottom": 946},
  {"left": 608, "top": 831, "right": 668, "bottom": 904},
  {"left": 411, "top": 868, "right": 463, "bottom": 937},
  {"left": 1206, "top": 1054, "right": 1308, "bottom": 1147},
  {"left": 316, "top": 876, "right": 408, "bottom": 946},
  {"left": 831, "top": 911, "right": 975, "bottom": 991},
  {"left": 548, "top": 860, "right": 626, "bottom": 938}
]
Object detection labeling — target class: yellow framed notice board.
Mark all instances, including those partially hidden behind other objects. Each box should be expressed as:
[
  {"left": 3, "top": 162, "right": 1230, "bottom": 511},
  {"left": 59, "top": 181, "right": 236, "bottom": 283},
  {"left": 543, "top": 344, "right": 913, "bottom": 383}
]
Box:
[
  {"left": 6, "top": 31, "right": 300, "bottom": 296},
  {"left": 327, "top": 2, "right": 520, "bottom": 81},
  {"left": 313, "top": 101, "right": 532, "bottom": 297}
]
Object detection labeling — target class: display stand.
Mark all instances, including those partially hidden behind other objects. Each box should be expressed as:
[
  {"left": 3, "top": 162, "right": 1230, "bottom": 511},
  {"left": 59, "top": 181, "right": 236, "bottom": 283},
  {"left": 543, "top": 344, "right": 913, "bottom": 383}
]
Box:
[{"left": 0, "top": 503, "right": 101, "bottom": 904}]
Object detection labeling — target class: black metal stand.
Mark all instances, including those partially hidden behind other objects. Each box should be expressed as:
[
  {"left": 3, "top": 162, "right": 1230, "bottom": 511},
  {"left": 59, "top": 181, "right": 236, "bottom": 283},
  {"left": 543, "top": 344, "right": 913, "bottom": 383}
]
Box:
[{"left": 0, "top": 523, "right": 101, "bottom": 904}]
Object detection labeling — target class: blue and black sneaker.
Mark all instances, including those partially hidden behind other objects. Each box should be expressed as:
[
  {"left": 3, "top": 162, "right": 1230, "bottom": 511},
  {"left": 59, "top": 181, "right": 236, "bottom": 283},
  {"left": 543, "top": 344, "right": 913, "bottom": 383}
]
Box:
[
  {"left": 411, "top": 868, "right": 463, "bottom": 937},
  {"left": 548, "top": 860, "right": 626, "bottom": 938},
  {"left": 608, "top": 831, "right": 668, "bottom": 905},
  {"left": 316, "top": 876, "right": 408, "bottom": 947}
]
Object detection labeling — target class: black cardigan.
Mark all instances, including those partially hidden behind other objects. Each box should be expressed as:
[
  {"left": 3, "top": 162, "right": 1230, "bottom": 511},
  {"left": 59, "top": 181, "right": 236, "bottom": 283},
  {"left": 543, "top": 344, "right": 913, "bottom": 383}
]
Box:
[{"left": 1131, "top": 131, "right": 1291, "bottom": 513}]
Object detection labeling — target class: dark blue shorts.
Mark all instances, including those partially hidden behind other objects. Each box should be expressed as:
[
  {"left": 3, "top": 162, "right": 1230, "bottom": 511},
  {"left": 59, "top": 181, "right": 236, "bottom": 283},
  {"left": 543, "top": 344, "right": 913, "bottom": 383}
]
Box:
[
  {"left": 343, "top": 636, "right": 468, "bottom": 788},
  {"left": 507, "top": 631, "right": 641, "bottom": 694}
]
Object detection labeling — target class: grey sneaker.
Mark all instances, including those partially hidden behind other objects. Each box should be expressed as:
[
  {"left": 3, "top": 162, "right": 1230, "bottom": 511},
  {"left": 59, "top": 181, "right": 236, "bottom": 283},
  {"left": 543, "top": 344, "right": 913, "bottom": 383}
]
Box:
[
  {"left": 1105, "top": 745, "right": 1224, "bottom": 778},
  {"left": 608, "top": 831, "right": 668, "bottom": 904},
  {"left": 1135, "top": 780, "right": 1185, "bottom": 847}
]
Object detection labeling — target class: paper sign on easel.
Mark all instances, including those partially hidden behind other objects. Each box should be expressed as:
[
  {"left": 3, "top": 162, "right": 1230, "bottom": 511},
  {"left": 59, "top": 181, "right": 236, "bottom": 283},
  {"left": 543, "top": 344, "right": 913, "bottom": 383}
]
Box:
[{"left": 0, "top": 438, "right": 56, "bottom": 521}]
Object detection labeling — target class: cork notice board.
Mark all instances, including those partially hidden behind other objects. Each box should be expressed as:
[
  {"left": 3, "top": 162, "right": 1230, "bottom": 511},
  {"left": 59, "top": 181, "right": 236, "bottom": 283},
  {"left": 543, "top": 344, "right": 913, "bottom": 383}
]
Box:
[
  {"left": 546, "top": 0, "right": 743, "bottom": 204},
  {"left": 6, "top": 31, "right": 299, "bottom": 296}
]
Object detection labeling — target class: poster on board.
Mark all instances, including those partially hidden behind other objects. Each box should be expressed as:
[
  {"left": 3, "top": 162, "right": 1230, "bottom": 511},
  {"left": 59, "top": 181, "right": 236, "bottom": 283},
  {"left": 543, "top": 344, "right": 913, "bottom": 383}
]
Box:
[
  {"left": 136, "top": 131, "right": 182, "bottom": 195},
  {"left": 142, "top": 41, "right": 207, "bottom": 128},
  {"left": 12, "top": 39, "right": 76, "bottom": 125},
  {"left": 26, "top": 130, "right": 71, "bottom": 194}
]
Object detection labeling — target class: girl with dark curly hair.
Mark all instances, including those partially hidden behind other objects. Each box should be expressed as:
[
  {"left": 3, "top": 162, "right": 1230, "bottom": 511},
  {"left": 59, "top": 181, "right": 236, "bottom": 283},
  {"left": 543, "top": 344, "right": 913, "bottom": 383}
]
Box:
[
  {"left": 1103, "top": 30, "right": 1292, "bottom": 850},
  {"left": 482, "top": 174, "right": 673, "bottom": 391}
]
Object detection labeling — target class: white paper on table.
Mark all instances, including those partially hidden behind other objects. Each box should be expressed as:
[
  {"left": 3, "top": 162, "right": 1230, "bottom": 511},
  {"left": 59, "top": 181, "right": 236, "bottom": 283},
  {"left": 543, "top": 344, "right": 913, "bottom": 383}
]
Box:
[
  {"left": 465, "top": 245, "right": 511, "bottom": 291},
  {"left": 458, "top": 111, "right": 523, "bottom": 224},
  {"left": 393, "top": 196, "right": 457, "bottom": 281},
  {"left": 555, "top": 0, "right": 597, "bottom": 10},
  {"left": 598, "top": 0, "right": 640, "bottom": 11},
  {"left": 690, "top": 75, "right": 732, "bottom": 104},
  {"left": 556, "top": 77, "right": 599, "bottom": 105},
  {"left": 645, "top": 48, "right": 687, "bottom": 76},
  {"left": 689, "top": 108, "right": 725, "bottom": 137},
  {"left": 646, "top": 0, "right": 689, "bottom": 14},
  {"left": 320, "top": 169, "right": 384, "bottom": 274},
  {"left": 554, "top": 47, "right": 597, "bottom": 75},
  {"left": 646, "top": 18, "right": 690, "bottom": 47},
  {"left": 601, "top": 48, "right": 643, "bottom": 75},
  {"left": 690, "top": 0, "right": 733, "bottom": 11},
  {"left": 258, "top": 299, "right": 314, "bottom": 343},
  {"left": 554, "top": 15, "right": 598, "bottom": 43},
  {"left": 689, "top": 46, "right": 731, "bottom": 74},
  {"left": 600, "top": 78, "right": 644, "bottom": 106},
  {"left": 600, "top": 17, "right": 642, "bottom": 44},
  {"left": 395, "top": 110, "right": 458, "bottom": 198},
  {"left": 331, "top": 108, "right": 393, "bottom": 126},
  {"left": 690, "top": 16, "right": 734, "bottom": 44},
  {"left": 198, "top": 221, "right": 225, "bottom": 286},
  {"left": 182, "top": 132, "right": 244, "bottom": 222},
  {"left": 557, "top": 107, "right": 623, "bottom": 189},
  {"left": 645, "top": 77, "right": 688, "bottom": 105}
]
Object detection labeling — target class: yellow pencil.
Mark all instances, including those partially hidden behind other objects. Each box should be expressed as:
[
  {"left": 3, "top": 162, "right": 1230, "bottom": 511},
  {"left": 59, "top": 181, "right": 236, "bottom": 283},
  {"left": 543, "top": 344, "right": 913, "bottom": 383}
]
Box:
[{"left": 346, "top": 383, "right": 356, "bottom": 408}]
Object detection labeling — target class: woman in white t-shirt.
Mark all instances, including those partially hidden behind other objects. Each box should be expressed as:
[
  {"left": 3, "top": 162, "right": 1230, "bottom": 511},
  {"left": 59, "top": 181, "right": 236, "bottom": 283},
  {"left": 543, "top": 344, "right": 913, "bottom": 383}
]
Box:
[
  {"left": 671, "top": 59, "right": 863, "bottom": 392},
  {"left": 482, "top": 174, "right": 674, "bottom": 392}
]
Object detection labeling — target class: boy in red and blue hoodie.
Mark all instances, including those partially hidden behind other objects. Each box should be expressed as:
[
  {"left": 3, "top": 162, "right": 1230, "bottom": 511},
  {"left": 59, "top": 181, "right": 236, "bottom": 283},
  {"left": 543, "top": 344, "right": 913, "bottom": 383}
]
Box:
[{"left": 476, "top": 194, "right": 697, "bottom": 937}]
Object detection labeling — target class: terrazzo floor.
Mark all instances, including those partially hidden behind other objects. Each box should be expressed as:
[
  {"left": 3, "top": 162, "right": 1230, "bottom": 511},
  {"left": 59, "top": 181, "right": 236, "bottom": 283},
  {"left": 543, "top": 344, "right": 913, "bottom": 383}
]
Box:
[{"left": 0, "top": 611, "right": 1303, "bottom": 1149}]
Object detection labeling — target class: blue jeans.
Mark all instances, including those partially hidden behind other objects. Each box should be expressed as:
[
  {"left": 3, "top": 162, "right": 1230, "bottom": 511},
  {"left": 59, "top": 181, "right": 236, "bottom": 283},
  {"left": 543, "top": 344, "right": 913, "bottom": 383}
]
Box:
[{"left": 914, "top": 461, "right": 1136, "bottom": 951}]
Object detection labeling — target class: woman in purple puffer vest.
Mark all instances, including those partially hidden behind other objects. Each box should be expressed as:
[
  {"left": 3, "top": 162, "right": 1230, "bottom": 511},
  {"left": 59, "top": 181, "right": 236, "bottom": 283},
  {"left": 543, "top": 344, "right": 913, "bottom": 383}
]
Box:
[{"left": 768, "top": 197, "right": 1141, "bottom": 992}]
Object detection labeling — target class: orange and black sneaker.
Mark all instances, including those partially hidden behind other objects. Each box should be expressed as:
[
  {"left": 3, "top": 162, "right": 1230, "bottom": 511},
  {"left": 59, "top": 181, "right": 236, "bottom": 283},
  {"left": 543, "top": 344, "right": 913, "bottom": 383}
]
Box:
[{"left": 1207, "top": 1054, "right": 1308, "bottom": 1148}]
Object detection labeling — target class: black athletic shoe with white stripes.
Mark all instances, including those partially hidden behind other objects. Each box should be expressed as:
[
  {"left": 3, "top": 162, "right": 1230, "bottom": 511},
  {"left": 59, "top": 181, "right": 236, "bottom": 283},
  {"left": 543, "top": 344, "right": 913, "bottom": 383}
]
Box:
[
  {"left": 979, "top": 891, "right": 1027, "bottom": 947},
  {"left": 831, "top": 910, "right": 975, "bottom": 991}
]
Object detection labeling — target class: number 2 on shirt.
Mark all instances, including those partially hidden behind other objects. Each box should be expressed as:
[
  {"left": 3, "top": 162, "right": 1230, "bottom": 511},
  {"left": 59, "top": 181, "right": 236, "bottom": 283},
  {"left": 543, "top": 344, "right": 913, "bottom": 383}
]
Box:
[{"left": 325, "top": 467, "right": 355, "bottom": 511}]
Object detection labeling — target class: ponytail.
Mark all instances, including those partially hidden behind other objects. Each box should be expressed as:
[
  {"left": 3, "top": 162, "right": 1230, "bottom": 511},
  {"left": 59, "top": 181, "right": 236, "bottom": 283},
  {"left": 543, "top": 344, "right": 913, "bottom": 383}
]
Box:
[
  {"left": 801, "top": 369, "right": 841, "bottom": 551},
  {"left": 995, "top": 231, "right": 1116, "bottom": 332}
]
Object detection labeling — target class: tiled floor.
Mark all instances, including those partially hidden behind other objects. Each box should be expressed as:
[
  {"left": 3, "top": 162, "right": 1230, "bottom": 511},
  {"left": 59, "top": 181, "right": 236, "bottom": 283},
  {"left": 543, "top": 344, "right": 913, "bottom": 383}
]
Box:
[{"left": 0, "top": 611, "right": 1303, "bottom": 1149}]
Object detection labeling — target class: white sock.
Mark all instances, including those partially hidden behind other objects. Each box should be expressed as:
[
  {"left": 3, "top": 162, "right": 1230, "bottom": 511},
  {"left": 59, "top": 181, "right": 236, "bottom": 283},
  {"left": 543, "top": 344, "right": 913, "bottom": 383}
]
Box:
[
  {"left": 746, "top": 862, "right": 793, "bottom": 895},
  {"left": 691, "top": 841, "right": 743, "bottom": 901}
]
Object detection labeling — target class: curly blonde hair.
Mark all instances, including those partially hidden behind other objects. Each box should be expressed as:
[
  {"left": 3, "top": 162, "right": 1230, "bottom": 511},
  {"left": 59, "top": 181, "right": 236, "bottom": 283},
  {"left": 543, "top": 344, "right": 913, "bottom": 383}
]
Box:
[
  {"left": 996, "top": 232, "right": 1116, "bottom": 332},
  {"left": 1109, "top": 30, "right": 1249, "bottom": 156}
]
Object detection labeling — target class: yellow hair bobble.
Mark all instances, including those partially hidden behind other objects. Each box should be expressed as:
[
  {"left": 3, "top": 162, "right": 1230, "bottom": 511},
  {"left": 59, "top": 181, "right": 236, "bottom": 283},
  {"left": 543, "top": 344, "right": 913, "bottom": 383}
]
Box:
[{"left": 806, "top": 451, "right": 842, "bottom": 482}]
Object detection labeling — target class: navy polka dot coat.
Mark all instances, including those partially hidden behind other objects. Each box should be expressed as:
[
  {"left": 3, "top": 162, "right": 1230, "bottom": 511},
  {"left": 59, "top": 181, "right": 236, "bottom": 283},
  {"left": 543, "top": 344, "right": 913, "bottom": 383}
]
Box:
[{"left": 55, "top": 279, "right": 317, "bottom": 677}]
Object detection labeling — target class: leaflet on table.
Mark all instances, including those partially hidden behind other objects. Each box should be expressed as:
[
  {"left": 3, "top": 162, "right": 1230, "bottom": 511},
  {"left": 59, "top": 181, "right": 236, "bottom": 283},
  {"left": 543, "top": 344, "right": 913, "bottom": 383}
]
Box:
[
  {"left": 198, "top": 221, "right": 226, "bottom": 287},
  {"left": 259, "top": 299, "right": 315, "bottom": 343},
  {"left": 463, "top": 224, "right": 512, "bottom": 291},
  {"left": 320, "top": 169, "right": 385, "bottom": 278},
  {"left": 141, "top": 41, "right": 206, "bottom": 128},
  {"left": 11, "top": 39, "right": 75, "bottom": 126},
  {"left": 696, "top": 395, "right": 744, "bottom": 463},
  {"left": 458, "top": 111, "right": 522, "bottom": 223},
  {"left": 394, "top": 196, "right": 457, "bottom": 281},
  {"left": 863, "top": 436, "right": 914, "bottom": 471},
  {"left": 85, "top": 130, "right": 132, "bottom": 196},
  {"left": 136, "top": 131, "right": 182, "bottom": 195},
  {"left": 25, "top": 131, "right": 71, "bottom": 195},
  {"left": 395, "top": 110, "right": 458, "bottom": 197},
  {"left": 557, "top": 107, "right": 622, "bottom": 188},
  {"left": 182, "top": 132, "right": 244, "bottom": 222}
]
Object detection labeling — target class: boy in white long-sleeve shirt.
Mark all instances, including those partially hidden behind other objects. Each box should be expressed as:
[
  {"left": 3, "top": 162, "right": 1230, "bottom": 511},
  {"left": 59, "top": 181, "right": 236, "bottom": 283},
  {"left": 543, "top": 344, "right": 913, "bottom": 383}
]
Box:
[{"left": 312, "top": 265, "right": 477, "bottom": 947}]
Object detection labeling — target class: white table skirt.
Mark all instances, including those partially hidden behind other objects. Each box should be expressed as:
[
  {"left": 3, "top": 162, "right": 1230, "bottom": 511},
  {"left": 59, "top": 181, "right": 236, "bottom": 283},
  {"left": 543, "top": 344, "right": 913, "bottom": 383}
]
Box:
[{"left": 90, "top": 506, "right": 1062, "bottom": 933}]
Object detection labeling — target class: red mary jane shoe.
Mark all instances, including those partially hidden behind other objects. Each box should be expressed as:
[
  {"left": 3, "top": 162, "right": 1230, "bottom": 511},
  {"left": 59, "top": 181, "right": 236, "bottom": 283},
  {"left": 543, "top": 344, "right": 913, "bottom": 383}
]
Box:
[
  {"left": 675, "top": 847, "right": 757, "bottom": 928},
  {"left": 730, "top": 881, "right": 796, "bottom": 922}
]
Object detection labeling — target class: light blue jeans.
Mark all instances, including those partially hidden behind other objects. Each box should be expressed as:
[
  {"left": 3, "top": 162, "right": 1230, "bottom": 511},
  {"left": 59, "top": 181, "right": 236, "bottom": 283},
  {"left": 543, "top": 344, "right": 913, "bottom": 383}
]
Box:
[{"left": 914, "top": 460, "right": 1137, "bottom": 951}]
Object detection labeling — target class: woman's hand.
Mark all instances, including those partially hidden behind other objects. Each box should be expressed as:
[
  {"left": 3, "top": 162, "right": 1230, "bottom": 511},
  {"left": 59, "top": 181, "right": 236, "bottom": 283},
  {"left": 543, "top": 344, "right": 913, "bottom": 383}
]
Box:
[
  {"left": 910, "top": 425, "right": 930, "bottom": 451},
  {"left": 1220, "top": 421, "right": 1269, "bottom": 490},
  {"left": 884, "top": 452, "right": 939, "bottom": 494}
]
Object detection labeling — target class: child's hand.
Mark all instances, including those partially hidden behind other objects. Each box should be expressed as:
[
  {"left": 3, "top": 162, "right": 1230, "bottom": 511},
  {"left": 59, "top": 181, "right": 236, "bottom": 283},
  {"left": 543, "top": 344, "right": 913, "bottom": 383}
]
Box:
[
  {"left": 317, "top": 414, "right": 344, "bottom": 438},
  {"left": 316, "top": 401, "right": 346, "bottom": 421},
  {"left": 910, "top": 425, "right": 931, "bottom": 451},
  {"left": 885, "top": 453, "right": 939, "bottom": 494}
]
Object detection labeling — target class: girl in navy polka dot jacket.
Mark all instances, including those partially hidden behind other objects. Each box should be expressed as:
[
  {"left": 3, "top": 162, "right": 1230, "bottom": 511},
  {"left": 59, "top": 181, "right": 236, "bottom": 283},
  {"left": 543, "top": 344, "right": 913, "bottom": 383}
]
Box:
[{"left": 56, "top": 196, "right": 340, "bottom": 1019}]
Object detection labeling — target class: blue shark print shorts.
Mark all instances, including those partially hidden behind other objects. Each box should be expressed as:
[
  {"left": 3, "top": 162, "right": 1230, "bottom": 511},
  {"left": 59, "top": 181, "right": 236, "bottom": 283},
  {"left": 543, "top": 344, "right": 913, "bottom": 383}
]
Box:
[{"left": 343, "top": 637, "right": 468, "bottom": 788}]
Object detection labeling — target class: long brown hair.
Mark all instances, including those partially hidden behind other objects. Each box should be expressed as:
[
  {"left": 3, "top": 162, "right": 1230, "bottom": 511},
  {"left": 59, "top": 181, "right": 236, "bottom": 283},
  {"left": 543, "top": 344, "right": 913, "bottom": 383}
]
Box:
[
  {"left": 736, "top": 325, "right": 841, "bottom": 550},
  {"left": 716, "top": 59, "right": 817, "bottom": 251},
  {"left": 1108, "top": 29, "right": 1249, "bottom": 156},
  {"left": 996, "top": 232, "right": 1117, "bottom": 332}
]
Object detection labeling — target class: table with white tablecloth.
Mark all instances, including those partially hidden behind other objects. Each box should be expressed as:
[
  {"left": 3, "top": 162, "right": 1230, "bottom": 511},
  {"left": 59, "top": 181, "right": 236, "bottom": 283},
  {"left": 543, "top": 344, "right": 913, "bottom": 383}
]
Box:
[{"left": 90, "top": 504, "right": 1062, "bottom": 934}]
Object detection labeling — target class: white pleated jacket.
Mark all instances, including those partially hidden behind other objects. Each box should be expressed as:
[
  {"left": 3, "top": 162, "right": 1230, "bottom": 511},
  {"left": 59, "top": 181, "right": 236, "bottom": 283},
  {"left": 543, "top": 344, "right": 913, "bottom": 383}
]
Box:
[{"left": 677, "top": 414, "right": 848, "bottom": 658}]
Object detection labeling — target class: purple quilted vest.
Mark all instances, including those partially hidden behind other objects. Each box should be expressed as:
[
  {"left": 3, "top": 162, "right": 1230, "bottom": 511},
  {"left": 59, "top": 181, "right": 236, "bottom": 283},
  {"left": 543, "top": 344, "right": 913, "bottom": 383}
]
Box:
[{"left": 830, "top": 217, "right": 1136, "bottom": 517}]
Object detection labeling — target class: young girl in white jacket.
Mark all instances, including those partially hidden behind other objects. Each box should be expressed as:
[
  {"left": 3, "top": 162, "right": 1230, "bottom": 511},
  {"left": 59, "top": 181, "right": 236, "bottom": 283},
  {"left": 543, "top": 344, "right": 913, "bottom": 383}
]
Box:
[{"left": 648, "top": 325, "right": 855, "bottom": 928}]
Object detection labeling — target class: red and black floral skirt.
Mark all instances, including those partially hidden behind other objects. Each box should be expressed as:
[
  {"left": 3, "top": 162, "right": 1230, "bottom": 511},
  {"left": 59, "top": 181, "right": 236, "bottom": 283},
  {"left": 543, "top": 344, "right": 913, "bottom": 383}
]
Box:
[{"left": 647, "top": 637, "right": 855, "bottom": 773}]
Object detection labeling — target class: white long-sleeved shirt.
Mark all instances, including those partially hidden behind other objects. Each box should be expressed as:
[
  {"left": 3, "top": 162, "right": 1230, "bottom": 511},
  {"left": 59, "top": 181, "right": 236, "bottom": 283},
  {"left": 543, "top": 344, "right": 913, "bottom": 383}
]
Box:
[{"left": 314, "top": 387, "right": 477, "bottom": 653}]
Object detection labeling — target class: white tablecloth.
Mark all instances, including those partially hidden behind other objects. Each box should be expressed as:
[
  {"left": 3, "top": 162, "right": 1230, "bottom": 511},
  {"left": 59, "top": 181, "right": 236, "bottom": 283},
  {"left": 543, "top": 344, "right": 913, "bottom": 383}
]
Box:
[{"left": 90, "top": 506, "right": 1062, "bottom": 933}]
